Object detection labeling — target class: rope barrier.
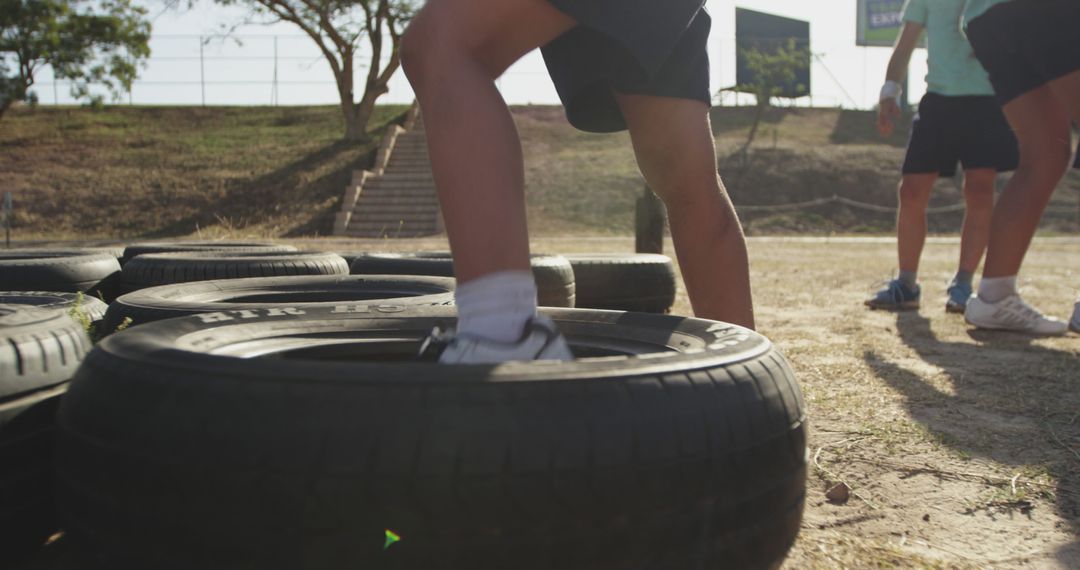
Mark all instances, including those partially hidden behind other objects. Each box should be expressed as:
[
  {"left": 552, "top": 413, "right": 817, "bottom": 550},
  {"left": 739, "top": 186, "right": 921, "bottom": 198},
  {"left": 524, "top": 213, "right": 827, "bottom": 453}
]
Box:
[{"left": 734, "top": 194, "right": 1077, "bottom": 215}]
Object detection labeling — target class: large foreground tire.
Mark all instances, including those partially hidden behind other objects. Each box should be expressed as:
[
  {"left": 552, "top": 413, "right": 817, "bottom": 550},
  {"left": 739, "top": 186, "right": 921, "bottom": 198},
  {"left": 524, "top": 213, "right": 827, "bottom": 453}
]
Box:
[
  {"left": 0, "top": 291, "right": 108, "bottom": 325},
  {"left": 1, "top": 305, "right": 92, "bottom": 559},
  {"left": 566, "top": 254, "right": 677, "bottom": 313},
  {"left": 350, "top": 252, "right": 576, "bottom": 307},
  {"left": 120, "top": 251, "right": 349, "bottom": 292},
  {"left": 57, "top": 306, "right": 806, "bottom": 570},
  {"left": 102, "top": 275, "right": 455, "bottom": 333},
  {"left": 0, "top": 251, "right": 121, "bottom": 301},
  {"left": 121, "top": 242, "right": 298, "bottom": 265}
]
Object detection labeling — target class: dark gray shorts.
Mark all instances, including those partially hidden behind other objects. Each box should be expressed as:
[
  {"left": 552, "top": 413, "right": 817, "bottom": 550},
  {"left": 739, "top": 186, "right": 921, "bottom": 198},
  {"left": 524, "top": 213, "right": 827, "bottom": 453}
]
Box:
[
  {"left": 966, "top": 0, "right": 1080, "bottom": 105},
  {"left": 902, "top": 93, "right": 1019, "bottom": 177},
  {"left": 541, "top": 1, "right": 711, "bottom": 133}
]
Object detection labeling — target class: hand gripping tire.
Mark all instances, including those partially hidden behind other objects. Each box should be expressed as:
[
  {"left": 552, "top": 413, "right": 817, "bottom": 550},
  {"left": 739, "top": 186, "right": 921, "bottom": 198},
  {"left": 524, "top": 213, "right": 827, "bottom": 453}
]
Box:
[
  {"left": 1, "top": 305, "right": 92, "bottom": 559},
  {"left": 120, "top": 251, "right": 349, "bottom": 293},
  {"left": 566, "top": 254, "right": 677, "bottom": 313},
  {"left": 350, "top": 252, "right": 576, "bottom": 308},
  {"left": 0, "top": 250, "right": 121, "bottom": 301},
  {"left": 102, "top": 274, "right": 455, "bottom": 333},
  {"left": 120, "top": 241, "right": 298, "bottom": 265},
  {"left": 56, "top": 306, "right": 806, "bottom": 570}
]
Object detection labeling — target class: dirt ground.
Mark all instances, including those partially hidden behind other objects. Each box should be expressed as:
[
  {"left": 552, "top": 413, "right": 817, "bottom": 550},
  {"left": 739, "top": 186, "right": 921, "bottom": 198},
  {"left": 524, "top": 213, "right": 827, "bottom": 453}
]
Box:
[{"left": 14, "top": 236, "right": 1080, "bottom": 569}]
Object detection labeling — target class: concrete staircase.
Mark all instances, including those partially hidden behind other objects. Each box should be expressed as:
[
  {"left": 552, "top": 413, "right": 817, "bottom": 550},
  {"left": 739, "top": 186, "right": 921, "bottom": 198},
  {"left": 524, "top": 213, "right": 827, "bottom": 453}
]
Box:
[{"left": 334, "top": 107, "right": 443, "bottom": 238}]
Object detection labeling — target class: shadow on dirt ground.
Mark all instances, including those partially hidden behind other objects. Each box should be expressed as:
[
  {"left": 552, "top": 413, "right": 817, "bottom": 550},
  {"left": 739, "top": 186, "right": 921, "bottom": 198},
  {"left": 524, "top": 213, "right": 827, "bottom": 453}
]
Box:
[{"left": 864, "top": 312, "right": 1080, "bottom": 565}]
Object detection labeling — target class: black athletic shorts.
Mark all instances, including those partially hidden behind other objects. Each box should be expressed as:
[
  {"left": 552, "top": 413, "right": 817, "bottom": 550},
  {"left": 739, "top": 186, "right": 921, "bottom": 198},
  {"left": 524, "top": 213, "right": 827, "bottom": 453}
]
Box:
[
  {"left": 902, "top": 93, "right": 1019, "bottom": 177},
  {"left": 966, "top": 0, "right": 1080, "bottom": 105},
  {"left": 541, "top": 1, "right": 711, "bottom": 133}
]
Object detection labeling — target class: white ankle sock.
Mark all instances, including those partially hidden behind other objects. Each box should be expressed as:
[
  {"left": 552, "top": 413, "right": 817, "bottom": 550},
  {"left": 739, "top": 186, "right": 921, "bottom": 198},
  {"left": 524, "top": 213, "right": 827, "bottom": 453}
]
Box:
[
  {"left": 978, "top": 275, "right": 1017, "bottom": 303},
  {"left": 454, "top": 270, "right": 537, "bottom": 343}
]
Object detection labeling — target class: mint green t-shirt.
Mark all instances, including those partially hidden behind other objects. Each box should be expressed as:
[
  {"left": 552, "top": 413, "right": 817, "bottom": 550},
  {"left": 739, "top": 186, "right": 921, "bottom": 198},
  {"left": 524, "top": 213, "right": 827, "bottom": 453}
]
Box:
[
  {"left": 902, "top": 0, "right": 994, "bottom": 96},
  {"left": 963, "top": 0, "right": 1013, "bottom": 26}
]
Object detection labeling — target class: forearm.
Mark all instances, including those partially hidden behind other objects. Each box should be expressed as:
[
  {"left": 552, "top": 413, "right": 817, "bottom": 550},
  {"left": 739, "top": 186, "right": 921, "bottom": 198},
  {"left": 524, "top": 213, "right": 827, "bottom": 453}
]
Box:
[{"left": 884, "top": 50, "right": 909, "bottom": 85}]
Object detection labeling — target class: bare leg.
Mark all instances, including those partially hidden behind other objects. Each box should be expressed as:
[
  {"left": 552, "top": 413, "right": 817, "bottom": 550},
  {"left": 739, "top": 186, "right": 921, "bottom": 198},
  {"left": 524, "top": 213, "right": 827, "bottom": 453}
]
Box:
[
  {"left": 615, "top": 94, "right": 754, "bottom": 329},
  {"left": 401, "top": 0, "right": 575, "bottom": 283},
  {"left": 1047, "top": 69, "right": 1080, "bottom": 121},
  {"left": 956, "top": 168, "right": 996, "bottom": 273},
  {"left": 982, "top": 86, "right": 1072, "bottom": 278},
  {"left": 895, "top": 173, "right": 938, "bottom": 274}
]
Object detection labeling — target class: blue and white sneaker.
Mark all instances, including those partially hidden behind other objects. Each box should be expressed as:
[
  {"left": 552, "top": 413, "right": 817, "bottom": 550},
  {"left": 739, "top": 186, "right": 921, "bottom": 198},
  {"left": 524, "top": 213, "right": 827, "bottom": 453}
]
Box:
[
  {"left": 428, "top": 315, "right": 574, "bottom": 364},
  {"left": 1070, "top": 300, "right": 1079, "bottom": 334},
  {"left": 865, "top": 279, "right": 920, "bottom": 310},
  {"left": 945, "top": 280, "right": 973, "bottom": 314}
]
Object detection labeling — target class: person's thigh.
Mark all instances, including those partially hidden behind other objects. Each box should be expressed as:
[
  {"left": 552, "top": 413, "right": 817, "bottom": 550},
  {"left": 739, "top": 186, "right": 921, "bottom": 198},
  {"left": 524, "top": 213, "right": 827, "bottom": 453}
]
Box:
[
  {"left": 1001, "top": 86, "right": 1072, "bottom": 171},
  {"left": 1047, "top": 69, "right": 1080, "bottom": 125},
  {"left": 407, "top": 0, "right": 575, "bottom": 78}
]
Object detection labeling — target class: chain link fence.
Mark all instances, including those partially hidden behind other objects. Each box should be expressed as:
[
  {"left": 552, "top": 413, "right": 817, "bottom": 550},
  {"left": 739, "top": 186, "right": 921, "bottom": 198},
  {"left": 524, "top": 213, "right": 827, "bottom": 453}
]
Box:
[{"left": 26, "top": 34, "right": 929, "bottom": 109}]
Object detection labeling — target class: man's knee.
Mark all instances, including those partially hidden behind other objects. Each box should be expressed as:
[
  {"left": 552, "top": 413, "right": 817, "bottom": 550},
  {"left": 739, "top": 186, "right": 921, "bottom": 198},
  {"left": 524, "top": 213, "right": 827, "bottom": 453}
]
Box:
[
  {"left": 400, "top": 20, "right": 433, "bottom": 85},
  {"left": 962, "top": 170, "right": 996, "bottom": 202},
  {"left": 1017, "top": 140, "right": 1072, "bottom": 183},
  {"left": 897, "top": 176, "right": 934, "bottom": 206},
  {"left": 401, "top": 13, "right": 461, "bottom": 88}
]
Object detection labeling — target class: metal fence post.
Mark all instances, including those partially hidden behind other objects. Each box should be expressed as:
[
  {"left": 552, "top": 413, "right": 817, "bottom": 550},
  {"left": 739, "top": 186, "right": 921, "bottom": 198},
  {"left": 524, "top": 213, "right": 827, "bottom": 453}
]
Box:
[
  {"left": 635, "top": 183, "right": 667, "bottom": 254},
  {"left": 271, "top": 36, "right": 279, "bottom": 106},
  {"left": 200, "top": 36, "right": 206, "bottom": 107},
  {"left": 3, "top": 192, "right": 12, "bottom": 249}
]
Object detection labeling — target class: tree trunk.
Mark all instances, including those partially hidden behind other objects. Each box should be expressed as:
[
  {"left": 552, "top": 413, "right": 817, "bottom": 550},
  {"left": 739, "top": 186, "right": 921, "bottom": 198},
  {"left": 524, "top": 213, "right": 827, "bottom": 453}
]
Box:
[
  {"left": 351, "top": 83, "right": 386, "bottom": 141},
  {"left": 741, "top": 99, "right": 768, "bottom": 157},
  {"left": 343, "top": 105, "right": 364, "bottom": 141}
]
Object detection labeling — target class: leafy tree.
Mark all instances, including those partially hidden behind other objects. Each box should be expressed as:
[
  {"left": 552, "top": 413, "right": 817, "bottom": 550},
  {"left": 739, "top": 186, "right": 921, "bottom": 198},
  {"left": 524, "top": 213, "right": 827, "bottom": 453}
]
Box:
[
  {"left": 733, "top": 39, "right": 809, "bottom": 154},
  {"left": 219, "top": 0, "right": 417, "bottom": 141},
  {"left": 0, "top": 0, "right": 151, "bottom": 120}
]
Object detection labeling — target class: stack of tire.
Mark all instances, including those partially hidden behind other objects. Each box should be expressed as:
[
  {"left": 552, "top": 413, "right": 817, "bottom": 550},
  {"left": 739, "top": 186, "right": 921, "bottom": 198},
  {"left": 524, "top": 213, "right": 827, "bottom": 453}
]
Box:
[
  {"left": 346, "top": 251, "right": 677, "bottom": 314},
  {"left": 3, "top": 242, "right": 806, "bottom": 569},
  {"left": 1, "top": 304, "right": 91, "bottom": 559}
]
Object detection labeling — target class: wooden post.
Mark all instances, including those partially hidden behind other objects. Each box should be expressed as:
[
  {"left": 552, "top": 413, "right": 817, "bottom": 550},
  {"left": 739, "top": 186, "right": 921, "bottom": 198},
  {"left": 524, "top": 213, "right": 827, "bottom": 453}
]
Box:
[{"left": 635, "top": 183, "right": 666, "bottom": 254}]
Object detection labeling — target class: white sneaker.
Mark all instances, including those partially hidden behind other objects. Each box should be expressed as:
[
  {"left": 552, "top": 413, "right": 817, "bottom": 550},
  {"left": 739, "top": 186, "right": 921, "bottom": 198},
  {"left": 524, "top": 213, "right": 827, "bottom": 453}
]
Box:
[
  {"left": 1071, "top": 300, "right": 1079, "bottom": 333},
  {"left": 436, "top": 315, "right": 574, "bottom": 364},
  {"left": 965, "top": 294, "right": 1068, "bottom": 336}
]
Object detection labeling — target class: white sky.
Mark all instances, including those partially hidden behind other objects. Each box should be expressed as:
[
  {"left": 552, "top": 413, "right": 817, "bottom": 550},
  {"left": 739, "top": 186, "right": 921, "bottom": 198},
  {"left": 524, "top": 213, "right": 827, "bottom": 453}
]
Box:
[{"left": 34, "top": 0, "right": 930, "bottom": 109}]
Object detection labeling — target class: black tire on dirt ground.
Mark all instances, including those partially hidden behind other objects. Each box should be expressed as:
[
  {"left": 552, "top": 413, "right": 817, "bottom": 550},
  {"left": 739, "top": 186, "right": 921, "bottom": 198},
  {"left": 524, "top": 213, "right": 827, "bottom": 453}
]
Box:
[
  {"left": 566, "top": 254, "right": 677, "bottom": 313},
  {"left": 81, "top": 246, "right": 127, "bottom": 262},
  {"left": 119, "top": 251, "right": 350, "bottom": 293},
  {"left": 0, "top": 291, "right": 109, "bottom": 325},
  {"left": 57, "top": 305, "right": 806, "bottom": 570},
  {"left": 350, "top": 252, "right": 576, "bottom": 307},
  {"left": 0, "top": 251, "right": 121, "bottom": 301},
  {"left": 1, "top": 305, "right": 93, "bottom": 560},
  {"left": 120, "top": 242, "right": 298, "bottom": 265},
  {"left": 330, "top": 251, "right": 371, "bottom": 267},
  {"left": 102, "top": 274, "right": 456, "bottom": 334}
]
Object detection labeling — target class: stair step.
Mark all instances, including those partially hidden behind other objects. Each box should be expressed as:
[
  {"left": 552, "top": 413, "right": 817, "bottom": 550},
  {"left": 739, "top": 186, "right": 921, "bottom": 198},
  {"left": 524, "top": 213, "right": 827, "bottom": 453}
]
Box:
[
  {"left": 365, "top": 185, "right": 436, "bottom": 194},
  {"left": 354, "top": 207, "right": 438, "bottom": 215},
  {"left": 356, "top": 196, "right": 436, "bottom": 205},
  {"left": 379, "top": 170, "right": 433, "bottom": 177},
  {"left": 347, "top": 224, "right": 440, "bottom": 234},
  {"left": 362, "top": 186, "right": 437, "bottom": 195},
  {"left": 356, "top": 198, "right": 439, "bottom": 207}
]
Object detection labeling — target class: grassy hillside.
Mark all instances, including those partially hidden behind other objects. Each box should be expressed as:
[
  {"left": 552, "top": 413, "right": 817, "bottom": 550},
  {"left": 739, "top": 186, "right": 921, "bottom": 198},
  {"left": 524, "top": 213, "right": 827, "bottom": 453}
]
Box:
[
  {"left": 1, "top": 104, "right": 1077, "bottom": 238},
  {"left": 0, "top": 105, "right": 408, "bottom": 239}
]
